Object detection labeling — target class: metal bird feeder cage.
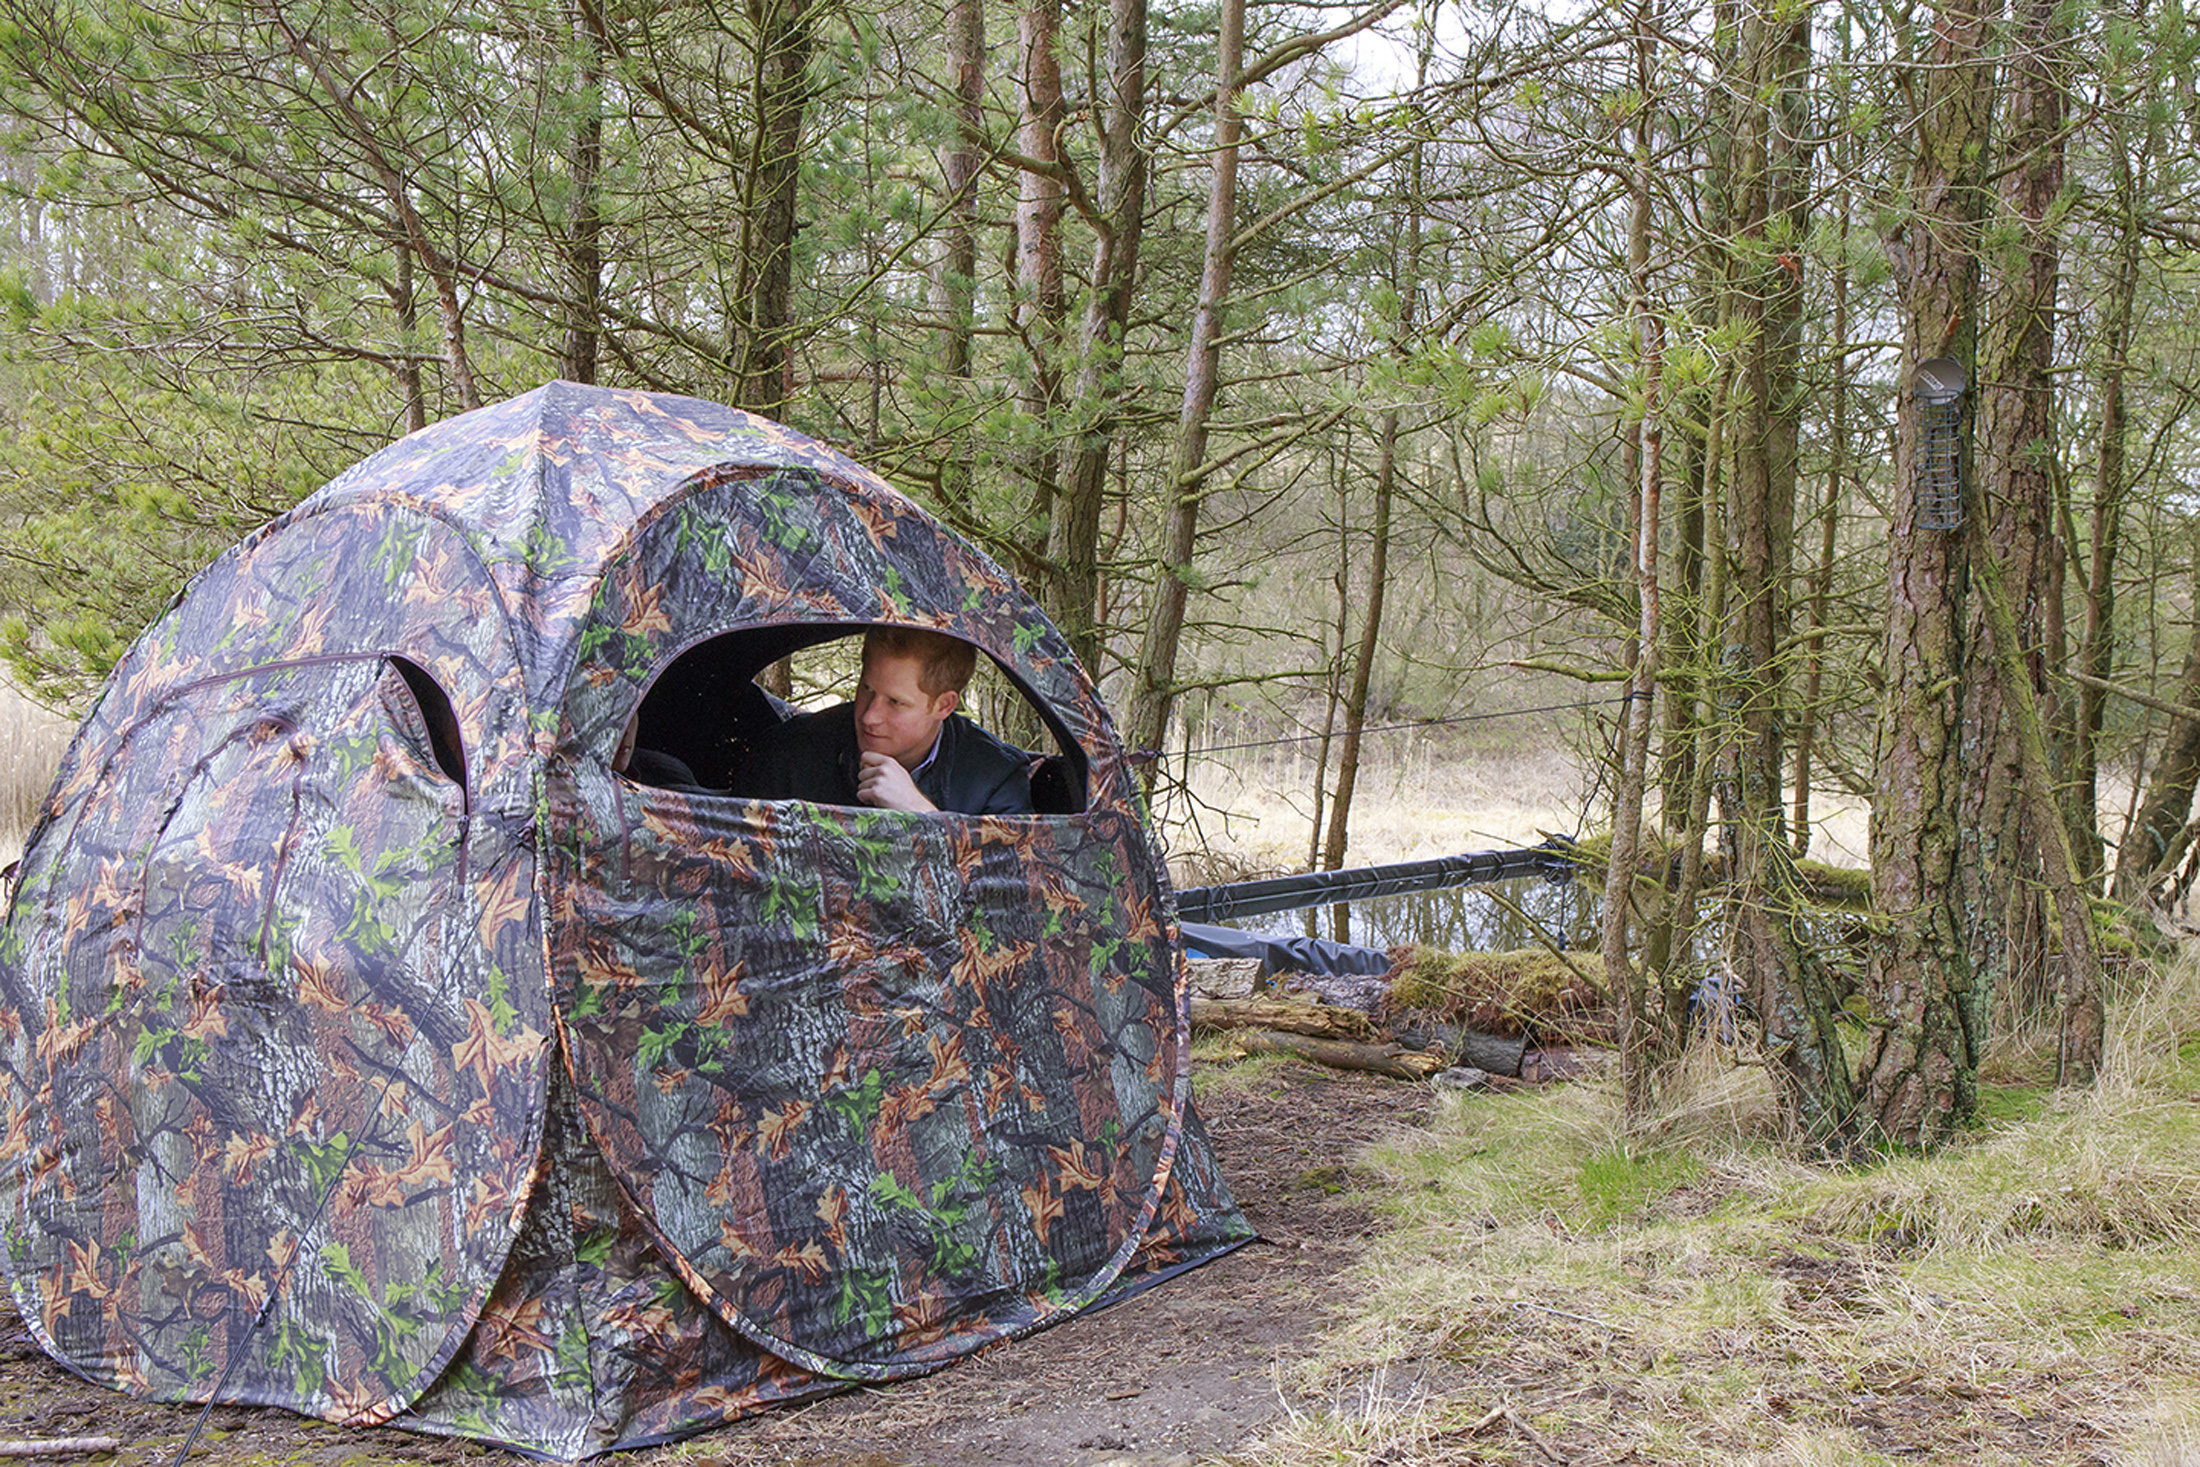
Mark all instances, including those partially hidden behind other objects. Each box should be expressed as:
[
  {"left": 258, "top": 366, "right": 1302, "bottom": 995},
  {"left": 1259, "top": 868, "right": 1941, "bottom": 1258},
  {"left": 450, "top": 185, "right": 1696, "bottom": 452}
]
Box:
[{"left": 1914, "top": 356, "right": 1967, "bottom": 531}]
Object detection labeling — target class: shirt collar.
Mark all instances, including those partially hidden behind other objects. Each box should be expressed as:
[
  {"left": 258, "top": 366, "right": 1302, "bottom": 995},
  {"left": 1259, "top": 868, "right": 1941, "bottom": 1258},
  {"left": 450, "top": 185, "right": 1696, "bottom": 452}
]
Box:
[{"left": 907, "top": 726, "right": 944, "bottom": 781}]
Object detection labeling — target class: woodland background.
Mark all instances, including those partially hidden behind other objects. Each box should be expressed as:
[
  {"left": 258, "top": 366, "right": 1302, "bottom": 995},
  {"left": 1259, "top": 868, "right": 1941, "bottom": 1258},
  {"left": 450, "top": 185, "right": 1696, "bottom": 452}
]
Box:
[{"left": 0, "top": 0, "right": 2196, "bottom": 1148}]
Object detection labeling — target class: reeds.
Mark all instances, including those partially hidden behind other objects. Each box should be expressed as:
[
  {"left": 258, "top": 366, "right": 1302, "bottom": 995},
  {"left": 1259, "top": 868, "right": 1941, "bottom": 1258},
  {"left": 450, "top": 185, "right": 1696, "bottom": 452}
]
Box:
[{"left": 0, "top": 681, "right": 71, "bottom": 868}]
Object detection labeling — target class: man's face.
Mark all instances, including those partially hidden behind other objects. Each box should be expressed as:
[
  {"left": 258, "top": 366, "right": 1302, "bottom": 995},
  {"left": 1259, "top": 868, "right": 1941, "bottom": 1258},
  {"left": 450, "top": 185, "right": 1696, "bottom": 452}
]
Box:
[{"left": 854, "top": 650, "right": 958, "bottom": 771}]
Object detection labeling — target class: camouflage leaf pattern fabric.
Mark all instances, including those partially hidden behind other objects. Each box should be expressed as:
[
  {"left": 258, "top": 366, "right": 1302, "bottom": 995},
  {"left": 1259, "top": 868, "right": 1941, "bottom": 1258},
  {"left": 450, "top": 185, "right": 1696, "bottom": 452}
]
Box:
[{"left": 0, "top": 383, "right": 1251, "bottom": 1457}]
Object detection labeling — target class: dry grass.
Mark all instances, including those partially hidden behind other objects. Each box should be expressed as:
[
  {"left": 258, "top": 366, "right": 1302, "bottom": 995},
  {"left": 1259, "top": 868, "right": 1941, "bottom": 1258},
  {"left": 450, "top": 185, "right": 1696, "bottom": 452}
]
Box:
[
  {"left": 1161, "top": 737, "right": 1592, "bottom": 886},
  {"left": 1158, "top": 732, "right": 1878, "bottom": 886},
  {"left": 1223, "top": 948, "right": 2200, "bottom": 1466},
  {"left": 0, "top": 681, "right": 72, "bottom": 868}
]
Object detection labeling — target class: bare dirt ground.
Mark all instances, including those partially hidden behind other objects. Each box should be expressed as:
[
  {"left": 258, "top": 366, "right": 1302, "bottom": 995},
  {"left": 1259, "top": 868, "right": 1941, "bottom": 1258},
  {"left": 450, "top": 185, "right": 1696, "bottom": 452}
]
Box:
[{"left": 0, "top": 1062, "right": 1432, "bottom": 1467}]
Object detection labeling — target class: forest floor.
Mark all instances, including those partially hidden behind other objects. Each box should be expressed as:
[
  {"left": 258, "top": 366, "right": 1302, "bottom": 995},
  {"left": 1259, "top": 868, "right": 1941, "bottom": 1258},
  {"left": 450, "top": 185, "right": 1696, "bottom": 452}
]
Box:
[
  {"left": 5, "top": 1015, "right": 2199, "bottom": 1467},
  {"left": 0, "top": 1059, "right": 1436, "bottom": 1467}
]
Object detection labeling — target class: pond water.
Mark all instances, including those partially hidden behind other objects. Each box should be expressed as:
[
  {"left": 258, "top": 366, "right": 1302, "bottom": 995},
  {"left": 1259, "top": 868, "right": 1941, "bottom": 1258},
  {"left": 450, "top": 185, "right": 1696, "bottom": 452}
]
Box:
[{"left": 1221, "top": 869, "right": 1600, "bottom": 953}]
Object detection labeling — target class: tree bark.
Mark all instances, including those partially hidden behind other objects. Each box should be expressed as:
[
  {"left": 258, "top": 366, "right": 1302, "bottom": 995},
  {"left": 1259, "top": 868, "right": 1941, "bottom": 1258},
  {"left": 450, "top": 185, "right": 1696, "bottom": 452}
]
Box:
[
  {"left": 1962, "top": 0, "right": 2067, "bottom": 1023},
  {"left": 560, "top": 0, "right": 607, "bottom": 385},
  {"left": 1044, "top": 0, "right": 1148, "bottom": 671},
  {"left": 2075, "top": 46, "right": 2146, "bottom": 894},
  {"left": 1862, "top": 0, "right": 1992, "bottom": 1146},
  {"left": 1606, "top": 0, "right": 1663, "bottom": 1121},
  {"left": 1125, "top": 0, "right": 1242, "bottom": 779},
  {"left": 933, "top": 0, "right": 985, "bottom": 517},
  {"left": 1965, "top": 477, "right": 2106, "bottom": 1085},
  {"left": 1010, "top": 0, "right": 1066, "bottom": 574},
  {"left": 1721, "top": 0, "right": 1848, "bottom": 1140},
  {"left": 732, "top": 0, "right": 813, "bottom": 420}
]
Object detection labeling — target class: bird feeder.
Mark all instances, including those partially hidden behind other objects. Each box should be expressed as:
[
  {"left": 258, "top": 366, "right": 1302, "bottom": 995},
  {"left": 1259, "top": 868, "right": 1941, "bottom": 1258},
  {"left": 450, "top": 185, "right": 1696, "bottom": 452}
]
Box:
[{"left": 1914, "top": 355, "right": 1967, "bottom": 531}]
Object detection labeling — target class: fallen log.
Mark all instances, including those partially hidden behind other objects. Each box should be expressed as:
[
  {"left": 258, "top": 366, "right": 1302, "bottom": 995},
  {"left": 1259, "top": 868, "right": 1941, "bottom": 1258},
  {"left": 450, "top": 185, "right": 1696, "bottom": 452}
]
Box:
[
  {"left": 1190, "top": 996, "right": 1378, "bottom": 1042},
  {"left": 1229, "top": 1028, "right": 1447, "bottom": 1081},
  {"left": 0, "top": 1440, "right": 121, "bottom": 1458},
  {"left": 1390, "top": 1021, "right": 1529, "bottom": 1078}
]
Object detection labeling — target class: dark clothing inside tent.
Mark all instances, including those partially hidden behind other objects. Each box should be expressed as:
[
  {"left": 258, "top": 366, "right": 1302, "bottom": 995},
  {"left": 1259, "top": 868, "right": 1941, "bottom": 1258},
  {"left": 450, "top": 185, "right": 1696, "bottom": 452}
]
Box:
[
  {"left": 0, "top": 384, "right": 1250, "bottom": 1458},
  {"left": 623, "top": 744, "right": 703, "bottom": 788},
  {"left": 737, "top": 702, "right": 1034, "bottom": 814}
]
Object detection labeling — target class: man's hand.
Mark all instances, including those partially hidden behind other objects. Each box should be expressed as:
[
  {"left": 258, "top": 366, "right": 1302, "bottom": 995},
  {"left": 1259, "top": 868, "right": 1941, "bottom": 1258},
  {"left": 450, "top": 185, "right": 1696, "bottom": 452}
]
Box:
[{"left": 856, "top": 751, "right": 938, "bottom": 812}]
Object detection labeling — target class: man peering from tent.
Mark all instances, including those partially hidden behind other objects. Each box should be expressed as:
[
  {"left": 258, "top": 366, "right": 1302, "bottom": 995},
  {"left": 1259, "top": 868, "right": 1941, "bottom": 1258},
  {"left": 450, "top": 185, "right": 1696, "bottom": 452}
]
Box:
[{"left": 738, "top": 626, "right": 1033, "bottom": 814}]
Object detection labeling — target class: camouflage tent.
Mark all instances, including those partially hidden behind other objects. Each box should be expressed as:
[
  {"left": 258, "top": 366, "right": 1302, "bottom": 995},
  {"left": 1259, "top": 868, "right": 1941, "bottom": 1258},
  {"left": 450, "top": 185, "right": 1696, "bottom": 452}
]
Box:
[{"left": 0, "top": 383, "right": 1250, "bottom": 1456}]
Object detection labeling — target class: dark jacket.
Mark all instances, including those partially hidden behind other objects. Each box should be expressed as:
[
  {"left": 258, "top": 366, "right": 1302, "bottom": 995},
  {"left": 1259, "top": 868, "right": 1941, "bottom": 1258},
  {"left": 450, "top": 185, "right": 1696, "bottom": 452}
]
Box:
[{"left": 738, "top": 702, "right": 1033, "bottom": 815}]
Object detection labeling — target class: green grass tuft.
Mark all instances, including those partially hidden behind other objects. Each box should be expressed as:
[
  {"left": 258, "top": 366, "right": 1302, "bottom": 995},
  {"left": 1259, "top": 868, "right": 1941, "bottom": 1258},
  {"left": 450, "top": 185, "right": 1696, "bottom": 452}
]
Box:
[
  {"left": 1973, "top": 1079, "right": 2049, "bottom": 1127},
  {"left": 1575, "top": 1140, "right": 1701, "bottom": 1231}
]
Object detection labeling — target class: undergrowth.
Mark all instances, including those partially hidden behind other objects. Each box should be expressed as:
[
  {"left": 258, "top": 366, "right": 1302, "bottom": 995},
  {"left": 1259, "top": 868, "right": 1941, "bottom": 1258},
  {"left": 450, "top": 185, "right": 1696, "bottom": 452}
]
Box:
[
  {"left": 1384, "top": 946, "right": 1611, "bottom": 1045},
  {"left": 1223, "top": 947, "right": 2200, "bottom": 1466}
]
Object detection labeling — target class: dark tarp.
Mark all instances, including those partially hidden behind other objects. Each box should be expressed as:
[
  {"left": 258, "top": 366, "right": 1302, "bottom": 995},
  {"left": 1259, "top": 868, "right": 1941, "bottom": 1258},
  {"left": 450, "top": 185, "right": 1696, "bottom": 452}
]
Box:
[
  {"left": 1179, "top": 922, "right": 1396, "bottom": 978},
  {"left": 0, "top": 384, "right": 1250, "bottom": 1458}
]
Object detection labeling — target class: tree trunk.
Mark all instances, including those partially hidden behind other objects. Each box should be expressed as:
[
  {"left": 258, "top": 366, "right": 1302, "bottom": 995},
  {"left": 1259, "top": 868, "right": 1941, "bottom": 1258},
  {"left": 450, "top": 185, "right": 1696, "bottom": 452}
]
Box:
[
  {"left": 1861, "top": 0, "right": 1992, "bottom": 1146},
  {"left": 560, "top": 0, "right": 606, "bottom": 385},
  {"left": 2114, "top": 550, "right": 2200, "bottom": 902},
  {"left": 2074, "top": 48, "right": 2146, "bottom": 895},
  {"left": 1226, "top": 1030, "right": 1446, "bottom": 1082},
  {"left": 1045, "top": 0, "right": 1148, "bottom": 671},
  {"left": 1319, "top": 405, "right": 1394, "bottom": 883},
  {"left": 1721, "top": 0, "right": 1848, "bottom": 1140},
  {"left": 1306, "top": 41, "right": 1430, "bottom": 864},
  {"left": 1792, "top": 101, "right": 1849, "bottom": 860},
  {"left": 1606, "top": 0, "right": 1663, "bottom": 1121},
  {"left": 1965, "top": 479, "right": 2106, "bottom": 1086},
  {"left": 1646, "top": 368, "right": 1727, "bottom": 1045},
  {"left": 933, "top": 0, "right": 984, "bottom": 517},
  {"left": 1961, "top": 0, "right": 2067, "bottom": 1024},
  {"left": 274, "top": 17, "right": 481, "bottom": 412},
  {"left": 1010, "top": 0, "right": 1066, "bottom": 576},
  {"left": 387, "top": 244, "right": 427, "bottom": 433},
  {"left": 1124, "top": 0, "right": 1242, "bottom": 780},
  {"left": 732, "top": 0, "right": 813, "bottom": 420},
  {"left": 1190, "top": 996, "right": 1378, "bottom": 1041},
  {"left": 1307, "top": 445, "right": 1350, "bottom": 877}
]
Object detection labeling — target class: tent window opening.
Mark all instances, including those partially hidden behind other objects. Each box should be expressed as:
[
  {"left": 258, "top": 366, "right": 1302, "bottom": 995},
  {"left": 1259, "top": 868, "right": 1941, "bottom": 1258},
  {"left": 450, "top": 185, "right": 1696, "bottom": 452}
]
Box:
[
  {"left": 389, "top": 656, "right": 467, "bottom": 789},
  {"left": 621, "top": 626, "right": 1087, "bottom": 815}
]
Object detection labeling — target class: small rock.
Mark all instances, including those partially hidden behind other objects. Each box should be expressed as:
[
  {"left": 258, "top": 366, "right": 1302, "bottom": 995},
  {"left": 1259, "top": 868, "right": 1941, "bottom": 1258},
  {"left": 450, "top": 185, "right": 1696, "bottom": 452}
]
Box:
[{"left": 1432, "top": 1066, "right": 1489, "bottom": 1090}]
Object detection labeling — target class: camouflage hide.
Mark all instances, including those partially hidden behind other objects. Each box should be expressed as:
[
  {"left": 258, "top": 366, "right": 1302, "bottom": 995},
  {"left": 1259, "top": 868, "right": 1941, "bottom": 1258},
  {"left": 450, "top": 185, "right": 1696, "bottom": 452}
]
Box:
[{"left": 0, "top": 383, "right": 1251, "bottom": 1457}]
